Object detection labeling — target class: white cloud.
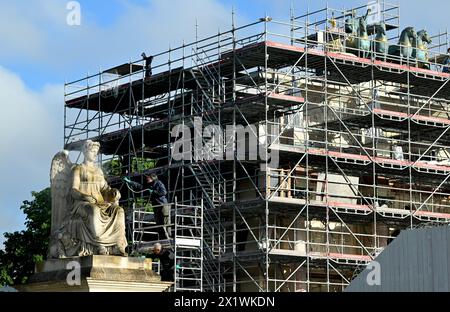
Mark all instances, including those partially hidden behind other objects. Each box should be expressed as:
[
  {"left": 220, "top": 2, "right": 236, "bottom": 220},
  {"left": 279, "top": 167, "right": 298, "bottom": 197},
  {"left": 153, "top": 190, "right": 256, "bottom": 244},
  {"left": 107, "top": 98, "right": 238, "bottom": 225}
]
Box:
[
  {"left": 0, "top": 66, "right": 63, "bottom": 244},
  {"left": 0, "top": 0, "right": 242, "bottom": 246},
  {"left": 0, "top": 0, "right": 241, "bottom": 77}
]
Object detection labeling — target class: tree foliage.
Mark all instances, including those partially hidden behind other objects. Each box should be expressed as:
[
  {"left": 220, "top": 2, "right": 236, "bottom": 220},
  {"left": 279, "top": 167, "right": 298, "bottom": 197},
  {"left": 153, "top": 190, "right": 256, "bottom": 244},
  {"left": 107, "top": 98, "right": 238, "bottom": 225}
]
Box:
[
  {"left": 0, "top": 188, "right": 51, "bottom": 285},
  {"left": 103, "top": 157, "right": 157, "bottom": 176},
  {"left": 131, "top": 157, "right": 157, "bottom": 173},
  {"left": 103, "top": 158, "right": 122, "bottom": 176}
]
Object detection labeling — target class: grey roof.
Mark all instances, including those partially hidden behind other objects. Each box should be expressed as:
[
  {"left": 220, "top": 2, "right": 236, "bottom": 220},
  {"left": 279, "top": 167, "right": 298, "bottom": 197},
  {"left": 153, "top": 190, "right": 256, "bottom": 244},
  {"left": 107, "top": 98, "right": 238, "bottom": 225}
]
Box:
[{"left": 346, "top": 225, "right": 450, "bottom": 292}]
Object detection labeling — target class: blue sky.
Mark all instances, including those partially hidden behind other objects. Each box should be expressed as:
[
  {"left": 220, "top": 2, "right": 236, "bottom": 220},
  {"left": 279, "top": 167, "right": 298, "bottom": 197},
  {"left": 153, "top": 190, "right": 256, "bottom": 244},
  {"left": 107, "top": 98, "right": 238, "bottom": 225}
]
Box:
[{"left": 1, "top": 0, "right": 449, "bottom": 247}]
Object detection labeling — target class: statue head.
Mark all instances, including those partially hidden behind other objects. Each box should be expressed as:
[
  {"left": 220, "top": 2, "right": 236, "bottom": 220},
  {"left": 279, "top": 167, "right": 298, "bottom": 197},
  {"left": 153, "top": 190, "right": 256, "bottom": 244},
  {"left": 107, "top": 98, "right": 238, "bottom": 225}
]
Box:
[
  {"left": 404, "top": 27, "right": 416, "bottom": 38},
  {"left": 83, "top": 140, "right": 101, "bottom": 163},
  {"left": 418, "top": 30, "right": 432, "bottom": 44},
  {"left": 375, "top": 23, "right": 386, "bottom": 38}
]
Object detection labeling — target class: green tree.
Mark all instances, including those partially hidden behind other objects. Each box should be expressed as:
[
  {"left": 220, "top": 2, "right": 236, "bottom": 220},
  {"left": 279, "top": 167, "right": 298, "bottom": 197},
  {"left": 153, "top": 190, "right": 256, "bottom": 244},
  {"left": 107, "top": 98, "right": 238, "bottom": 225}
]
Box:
[
  {"left": 0, "top": 188, "right": 51, "bottom": 285},
  {"left": 131, "top": 157, "right": 156, "bottom": 173},
  {"left": 102, "top": 157, "right": 156, "bottom": 176},
  {"left": 103, "top": 158, "right": 122, "bottom": 176}
]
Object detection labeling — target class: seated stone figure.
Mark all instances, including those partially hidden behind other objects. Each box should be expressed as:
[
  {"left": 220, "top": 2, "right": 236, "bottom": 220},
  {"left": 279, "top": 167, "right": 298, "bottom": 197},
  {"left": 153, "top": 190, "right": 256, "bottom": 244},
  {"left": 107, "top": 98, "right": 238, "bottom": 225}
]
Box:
[{"left": 48, "top": 140, "right": 127, "bottom": 258}]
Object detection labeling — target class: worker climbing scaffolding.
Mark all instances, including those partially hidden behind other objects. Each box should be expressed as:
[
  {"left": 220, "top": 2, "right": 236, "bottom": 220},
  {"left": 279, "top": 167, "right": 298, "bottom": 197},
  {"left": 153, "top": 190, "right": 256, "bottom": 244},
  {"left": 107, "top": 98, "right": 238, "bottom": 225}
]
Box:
[
  {"left": 147, "top": 243, "right": 175, "bottom": 282},
  {"left": 123, "top": 173, "right": 171, "bottom": 239}
]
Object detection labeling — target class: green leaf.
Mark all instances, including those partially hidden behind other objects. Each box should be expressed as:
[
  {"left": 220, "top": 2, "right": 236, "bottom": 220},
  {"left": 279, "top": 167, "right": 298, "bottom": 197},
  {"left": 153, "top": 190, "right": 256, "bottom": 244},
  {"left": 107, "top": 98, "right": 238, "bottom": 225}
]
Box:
[{"left": 0, "top": 188, "right": 51, "bottom": 285}]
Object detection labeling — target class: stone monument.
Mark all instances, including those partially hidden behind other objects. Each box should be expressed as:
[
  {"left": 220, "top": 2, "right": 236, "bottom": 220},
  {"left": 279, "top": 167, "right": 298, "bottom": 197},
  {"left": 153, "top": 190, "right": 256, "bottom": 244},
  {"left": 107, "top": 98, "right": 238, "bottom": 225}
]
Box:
[
  {"left": 16, "top": 140, "right": 172, "bottom": 292},
  {"left": 48, "top": 140, "right": 127, "bottom": 257}
]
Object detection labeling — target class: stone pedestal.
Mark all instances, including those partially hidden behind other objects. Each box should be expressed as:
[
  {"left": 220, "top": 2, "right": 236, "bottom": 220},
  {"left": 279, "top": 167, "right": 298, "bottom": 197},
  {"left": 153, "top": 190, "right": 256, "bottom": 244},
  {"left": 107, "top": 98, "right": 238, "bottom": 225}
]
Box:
[{"left": 15, "top": 256, "right": 172, "bottom": 292}]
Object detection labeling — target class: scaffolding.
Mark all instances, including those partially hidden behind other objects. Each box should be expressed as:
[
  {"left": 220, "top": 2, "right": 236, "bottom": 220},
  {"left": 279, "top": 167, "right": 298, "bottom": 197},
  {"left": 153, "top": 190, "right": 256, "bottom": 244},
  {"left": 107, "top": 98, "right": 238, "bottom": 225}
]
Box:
[
  {"left": 131, "top": 200, "right": 204, "bottom": 291},
  {"left": 64, "top": 1, "right": 450, "bottom": 292}
]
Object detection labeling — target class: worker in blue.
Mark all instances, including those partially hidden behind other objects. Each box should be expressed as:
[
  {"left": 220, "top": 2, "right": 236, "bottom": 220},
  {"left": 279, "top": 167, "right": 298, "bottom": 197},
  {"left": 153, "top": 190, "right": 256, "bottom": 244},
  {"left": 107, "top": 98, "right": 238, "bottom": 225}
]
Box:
[
  {"left": 443, "top": 48, "right": 450, "bottom": 73},
  {"left": 124, "top": 173, "right": 171, "bottom": 239}
]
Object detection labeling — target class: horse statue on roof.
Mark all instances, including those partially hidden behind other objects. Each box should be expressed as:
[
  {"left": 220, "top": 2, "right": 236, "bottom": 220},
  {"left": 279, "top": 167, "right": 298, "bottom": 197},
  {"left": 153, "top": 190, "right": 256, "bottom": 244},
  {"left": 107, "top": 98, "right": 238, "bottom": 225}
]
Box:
[
  {"left": 413, "top": 30, "right": 432, "bottom": 68},
  {"left": 388, "top": 27, "right": 416, "bottom": 59},
  {"left": 345, "top": 10, "right": 359, "bottom": 46},
  {"left": 345, "top": 9, "right": 372, "bottom": 58},
  {"left": 327, "top": 13, "right": 345, "bottom": 52},
  {"left": 373, "top": 22, "right": 389, "bottom": 57}
]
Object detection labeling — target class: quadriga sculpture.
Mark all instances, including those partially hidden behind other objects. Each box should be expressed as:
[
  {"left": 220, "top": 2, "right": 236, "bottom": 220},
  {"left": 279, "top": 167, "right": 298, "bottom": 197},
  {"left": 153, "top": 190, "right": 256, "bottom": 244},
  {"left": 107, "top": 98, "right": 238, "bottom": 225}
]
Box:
[
  {"left": 413, "top": 30, "right": 432, "bottom": 68},
  {"left": 345, "top": 9, "right": 371, "bottom": 58},
  {"left": 48, "top": 140, "right": 127, "bottom": 258},
  {"left": 373, "top": 22, "right": 389, "bottom": 57},
  {"left": 345, "top": 10, "right": 358, "bottom": 48},
  {"left": 388, "top": 27, "right": 416, "bottom": 59},
  {"left": 327, "top": 14, "right": 344, "bottom": 52},
  {"left": 356, "top": 11, "right": 371, "bottom": 57}
]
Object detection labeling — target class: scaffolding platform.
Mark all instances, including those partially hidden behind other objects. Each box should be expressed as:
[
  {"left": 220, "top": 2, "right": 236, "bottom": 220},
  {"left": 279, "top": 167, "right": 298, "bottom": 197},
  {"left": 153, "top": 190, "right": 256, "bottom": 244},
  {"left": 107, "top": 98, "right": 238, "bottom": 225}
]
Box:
[{"left": 64, "top": 1, "right": 450, "bottom": 292}]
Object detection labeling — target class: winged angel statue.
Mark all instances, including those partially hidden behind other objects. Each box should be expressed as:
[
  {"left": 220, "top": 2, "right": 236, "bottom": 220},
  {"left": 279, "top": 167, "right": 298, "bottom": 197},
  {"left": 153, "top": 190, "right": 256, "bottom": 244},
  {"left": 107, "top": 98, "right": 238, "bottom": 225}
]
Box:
[{"left": 48, "top": 140, "right": 127, "bottom": 258}]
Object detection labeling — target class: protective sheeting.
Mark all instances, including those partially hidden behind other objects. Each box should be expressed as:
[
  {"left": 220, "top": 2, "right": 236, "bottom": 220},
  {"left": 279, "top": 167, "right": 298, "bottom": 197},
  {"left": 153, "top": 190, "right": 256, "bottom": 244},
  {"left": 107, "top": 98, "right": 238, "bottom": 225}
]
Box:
[{"left": 346, "top": 226, "right": 450, "bottom": 292}]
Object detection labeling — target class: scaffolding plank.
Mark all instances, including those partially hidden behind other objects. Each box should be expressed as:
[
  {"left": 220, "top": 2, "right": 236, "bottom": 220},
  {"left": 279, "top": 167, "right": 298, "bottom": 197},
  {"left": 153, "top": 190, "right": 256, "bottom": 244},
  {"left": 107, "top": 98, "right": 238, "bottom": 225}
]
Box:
[{"left": 103, "top": 63, "right": 144, "bottom": 76}]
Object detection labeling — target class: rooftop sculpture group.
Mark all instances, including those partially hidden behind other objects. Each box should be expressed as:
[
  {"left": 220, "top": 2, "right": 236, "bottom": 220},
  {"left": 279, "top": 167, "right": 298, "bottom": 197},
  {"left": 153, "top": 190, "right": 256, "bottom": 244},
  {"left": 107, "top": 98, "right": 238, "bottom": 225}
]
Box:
[{"left": 332, "top": 9, "right": 433, "bottom": 68}]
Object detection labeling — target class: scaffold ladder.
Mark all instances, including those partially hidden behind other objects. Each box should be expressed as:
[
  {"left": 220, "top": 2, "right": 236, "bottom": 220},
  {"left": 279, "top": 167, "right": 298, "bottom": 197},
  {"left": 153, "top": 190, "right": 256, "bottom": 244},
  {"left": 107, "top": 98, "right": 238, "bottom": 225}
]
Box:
[
  {"left": 174, "top": 200, "right": 204, "bottom": 292},
  {"left": 131, "top": 200, "right": 204, "bottom": 292}
]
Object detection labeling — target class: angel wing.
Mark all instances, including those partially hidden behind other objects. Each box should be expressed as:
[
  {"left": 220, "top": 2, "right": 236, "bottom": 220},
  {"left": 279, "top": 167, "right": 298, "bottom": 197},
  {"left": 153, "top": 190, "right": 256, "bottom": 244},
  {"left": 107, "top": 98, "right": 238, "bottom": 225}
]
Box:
[{"left": 50, "top": 150, "right": 74, "bottom": 235}]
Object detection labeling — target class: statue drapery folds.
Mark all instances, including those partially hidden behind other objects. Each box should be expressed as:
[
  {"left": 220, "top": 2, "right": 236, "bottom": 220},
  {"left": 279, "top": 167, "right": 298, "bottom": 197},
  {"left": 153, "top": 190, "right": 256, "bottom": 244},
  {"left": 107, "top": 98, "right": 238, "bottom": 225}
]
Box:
[{"left": 48, "top": 140, "right": 127, "bottom": 258}]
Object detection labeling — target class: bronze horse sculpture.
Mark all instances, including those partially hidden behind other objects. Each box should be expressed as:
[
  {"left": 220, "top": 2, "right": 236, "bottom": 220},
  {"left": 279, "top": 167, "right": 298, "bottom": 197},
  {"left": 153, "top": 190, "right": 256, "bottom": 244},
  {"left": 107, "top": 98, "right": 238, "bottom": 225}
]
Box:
[
  {"left": 413, "top": 30, "right": 432, "bottom": 68},
  {"left": 388, "top": 27, "right": 417, "bottom": 59},
  {"left": 373, "top": 22, "right": 389, "bottom": 56},
  {"left": 338, "top": 12, "right": 431, "bottom": 69},
  {"left": 345, "top": 9, "right": 371, "bottom": 58}
]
